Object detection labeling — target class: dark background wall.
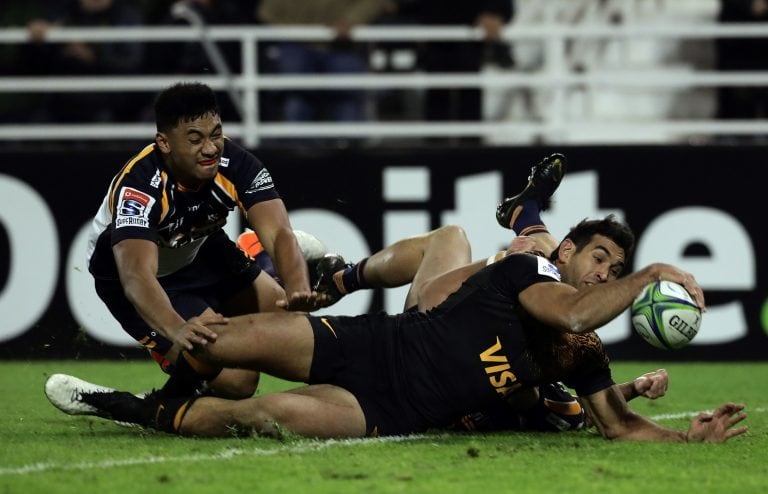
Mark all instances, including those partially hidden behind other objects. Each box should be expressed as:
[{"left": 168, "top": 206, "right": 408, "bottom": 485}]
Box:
[{"left": 0, "top": 145, "right": 765, "bottom": 360}]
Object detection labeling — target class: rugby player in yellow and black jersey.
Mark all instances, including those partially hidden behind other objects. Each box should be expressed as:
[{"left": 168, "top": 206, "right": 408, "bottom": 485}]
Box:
[
  {"left": 58, "top": 215, "right": 746, "bottom": 443},
  {"left": 85, "top": 82, "right": 326, "bottom": 400}
]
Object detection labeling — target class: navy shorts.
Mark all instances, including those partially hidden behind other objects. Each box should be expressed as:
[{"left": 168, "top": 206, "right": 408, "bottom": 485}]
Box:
[
  {"left": 95, "top": 233, "right": 262, "bottom": 369},
  {"left": 307, "top": 313, "right": 428, "bottom": 437}
]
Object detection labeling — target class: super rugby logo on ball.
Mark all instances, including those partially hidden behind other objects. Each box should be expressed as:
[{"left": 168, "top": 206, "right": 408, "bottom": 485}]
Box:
[{"left": 630, "top": 281, "right": 701, "bottom": 350}]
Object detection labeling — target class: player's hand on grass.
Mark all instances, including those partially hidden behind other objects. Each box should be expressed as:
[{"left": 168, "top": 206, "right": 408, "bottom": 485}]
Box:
[
  {"left": 686, "top": 403, "right": 748, "bottom": 443},
  {"left": 276, "top": 290, "right": 331, "bottom": 312},
  {"left": 633, "top": 369, "right": 669, "bottom": 399}
]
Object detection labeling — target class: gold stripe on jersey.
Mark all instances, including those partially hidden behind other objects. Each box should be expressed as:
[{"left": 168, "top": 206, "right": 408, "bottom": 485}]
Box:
[
  {"left": 138, "top": 335, "right": 158, "bottom": 350},
  {"left": 213, "top": 173, "right": 244, "bottom": 212},
  {"left": 159, "top": 170, "right": 170, "bottom": 223},
  {"left": 108, "top": 143, "right": 157, "bottom": 215}
]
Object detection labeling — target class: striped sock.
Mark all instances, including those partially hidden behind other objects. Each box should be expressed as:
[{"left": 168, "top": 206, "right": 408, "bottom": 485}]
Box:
[
  {"left": 511, "top": 199, "right": 549, "bottom": 236},
  {"left": 339, "top": 258, "right": 370, "bottom": 294}
]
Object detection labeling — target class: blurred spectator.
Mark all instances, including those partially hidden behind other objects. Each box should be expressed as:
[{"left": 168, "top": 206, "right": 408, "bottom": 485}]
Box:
[
  {"left": 414, "top": 1, "right": 514, "bottom": 131},
  {"left": 0, "top": 2, "right": 51, "bottom": 123},
  {"left": 16, "top": 0, "right": 145, "bottom": 123},
  {"left": 258, "top": 0, "right": 395, "bottom": 124},
  {"left": 716, "top": 0, "right": 768, "bottom": 123},
  {"left": 141, "top": 0, "right": 260, "bottom": 122},
  {"left": 143, "top": 0, "right": 258, "bottom": 74}
]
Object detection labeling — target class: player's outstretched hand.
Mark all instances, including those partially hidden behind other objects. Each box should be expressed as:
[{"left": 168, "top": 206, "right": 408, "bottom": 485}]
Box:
[
  {"left": 277, "top": 290, "right": 331, "bottom": 312},
  {"left": 633, "top": 369, "right": 669, "bottom": 399},
  {"left": 686, "top": 403, "right": 748, "bottom": 443},
  {"left": 652, "top": 263, "right": 706, "bottom": 311},
  {"left": 173, "top": 313, "right": 226, "bottom": 351}
]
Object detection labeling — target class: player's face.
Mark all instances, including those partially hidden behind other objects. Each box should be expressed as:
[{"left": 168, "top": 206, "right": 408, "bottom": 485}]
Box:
[
  {"left": 559, "top": 234, "right": 625, "bottom": 289},
  {"left": 157, "top": 112, "right": 224, "bottom": 188}
]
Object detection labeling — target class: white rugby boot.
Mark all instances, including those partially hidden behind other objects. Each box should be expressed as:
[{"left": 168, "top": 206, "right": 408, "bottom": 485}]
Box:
[{"left": 44, "top": 373, "right": 116, "bottom": 417}]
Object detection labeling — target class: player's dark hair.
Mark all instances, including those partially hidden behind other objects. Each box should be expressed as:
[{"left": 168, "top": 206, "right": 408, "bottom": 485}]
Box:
[
  {"left": 550, "top": 214, "right": 635, "bottom": 267},
  {"left": 154, "top": 82, "right": 220, "bottom": 132}
]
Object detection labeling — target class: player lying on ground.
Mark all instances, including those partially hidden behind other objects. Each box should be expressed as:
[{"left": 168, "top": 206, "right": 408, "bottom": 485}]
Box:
[
  {"left": 301, "top": 153, "right": 669, "bottom": 432},
  {"left": 45, "top": 212, "right": 746, "bottom": 442}
]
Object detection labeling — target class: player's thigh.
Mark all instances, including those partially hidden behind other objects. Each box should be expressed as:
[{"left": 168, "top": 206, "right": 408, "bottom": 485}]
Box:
[
  {"left": 194, "top": 311, "right": 316, "bottom": 381},
  {"left": 406, "top": 225, "right": 471, "bottom": 309},
  {"left": 183, "top": 384, "right": 366, "bottom": 438},
  {"left": 222, "top": 269, "right": 286, "bottom": 315},
  {"left": 276, "top": 384, "right": 367, "bottom": 437}
]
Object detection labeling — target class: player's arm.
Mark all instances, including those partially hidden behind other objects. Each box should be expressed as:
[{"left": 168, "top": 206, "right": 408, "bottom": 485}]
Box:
[
  {"left": 579, "top": 385, "right": 747, "bottom": 442},
  {"left": 113, "top": 238, "right": 219, "bottom": 350},
  {"left": 245, "top": 199, "right": 321, "bottom": 311},
  {"left": 518, "top": 263, "right": 704, "bottom": 334}
]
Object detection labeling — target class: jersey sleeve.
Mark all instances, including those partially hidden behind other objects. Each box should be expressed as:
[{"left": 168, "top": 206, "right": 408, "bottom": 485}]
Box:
[
  {"left": 564, "top": 367, "right": 615, "bottom": 397},
  {"left": 224, "top": 140, "right": 281, "bottom": 212},
  {"left": 561, "top": 334, "right": 615, "bottom": 396},
  {"left": 109, "top": 165, "right": 162, "bottom": 246},
  {"left": 491, "top": 253, "right": 562, "bottom": 295}
]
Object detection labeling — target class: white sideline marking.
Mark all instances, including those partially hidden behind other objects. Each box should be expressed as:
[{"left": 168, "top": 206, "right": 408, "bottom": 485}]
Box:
[
  {"left": 0, "top": 434, "right": 429, "bottom": 477},
  {"left": 2, "top": 407, "right": 763, "bottom": 477},
  {"left": 649, "top": 406, "right": 764, "bottom": 422}
]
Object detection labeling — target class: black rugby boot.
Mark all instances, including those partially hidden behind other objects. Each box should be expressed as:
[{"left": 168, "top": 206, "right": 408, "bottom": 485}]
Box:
[
  {"left": 496, "top": 153, "right": 567, "bottom": 229},
  {"left": 312, "top": 253, "right": 349, "bottom": 306}
]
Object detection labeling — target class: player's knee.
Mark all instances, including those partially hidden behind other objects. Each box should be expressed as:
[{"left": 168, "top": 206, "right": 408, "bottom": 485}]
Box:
[
  {"left": 432, "top": 224, "right": 469, "bottom": 249},
  {"left": 435, "top": 224, "right": 467, "bottom": 240},
  {"left": 208, "top": 369, "right": 261, "bottom": 399}
]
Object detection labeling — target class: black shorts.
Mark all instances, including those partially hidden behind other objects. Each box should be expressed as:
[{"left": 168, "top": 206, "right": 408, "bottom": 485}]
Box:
[
  {"left": 308, "top": 313, "right": 429, "bottom": 437},
  {"left": 95, "top": 234, "right": 262, "bottom": 367}
]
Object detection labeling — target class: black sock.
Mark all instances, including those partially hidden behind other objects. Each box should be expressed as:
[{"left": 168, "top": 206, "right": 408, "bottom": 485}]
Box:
[
  {"left": 149, "top": 395, "right": 200, "bottom": 434},
  {"left": 159, "top": 351, "right": 221, "bottom": 398},
  {"left": 81, "top": 388, "right": 197, "bottom": 434}
]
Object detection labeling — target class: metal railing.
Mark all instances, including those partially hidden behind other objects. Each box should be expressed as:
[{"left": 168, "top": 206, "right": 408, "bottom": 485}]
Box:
[{"left": 1, "top": 22, "right": 768, "bottom": 146}]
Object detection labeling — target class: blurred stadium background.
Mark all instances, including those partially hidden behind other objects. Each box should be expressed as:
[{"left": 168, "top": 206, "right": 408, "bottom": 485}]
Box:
[{"left": 0, "top": 0, "right": 766, "bottom": 361}]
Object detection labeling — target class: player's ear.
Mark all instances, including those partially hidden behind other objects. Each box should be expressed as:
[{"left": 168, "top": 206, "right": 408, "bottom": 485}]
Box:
[
  {"left": 557, "top": 238, "right": 576, "bottom": 263},
  {"left": 155, "top": 132, "right": 170, "bottom": 153}
]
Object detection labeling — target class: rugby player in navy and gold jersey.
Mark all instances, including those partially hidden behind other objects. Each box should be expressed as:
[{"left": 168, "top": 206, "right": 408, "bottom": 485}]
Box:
[{"left": 85, "top": 82, "right": 327, "bottom": 400}]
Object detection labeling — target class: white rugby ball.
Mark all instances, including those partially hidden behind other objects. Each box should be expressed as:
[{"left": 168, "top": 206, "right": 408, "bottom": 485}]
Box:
[
  {"left": 630, "top": 281, "right": 701, "bottom": 350},
  {"left": 294, "top": 230, "right": 328, "bottom": 262}
]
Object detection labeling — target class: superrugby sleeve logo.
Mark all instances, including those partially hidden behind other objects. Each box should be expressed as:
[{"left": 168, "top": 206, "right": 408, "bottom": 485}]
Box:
[
  {"left": 115, "top": 186, "right": 156, "bottom": 229},
  {"left": 246, "top": 168, "right": 274, "bottom": 194},
  {"left": 536, "top": 256, "right": 561, "bottom": 281}
]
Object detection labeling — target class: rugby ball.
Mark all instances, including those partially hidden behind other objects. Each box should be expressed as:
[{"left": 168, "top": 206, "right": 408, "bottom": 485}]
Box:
[{"left": 630, "top": 281, "right": 701, "bottom": 350}]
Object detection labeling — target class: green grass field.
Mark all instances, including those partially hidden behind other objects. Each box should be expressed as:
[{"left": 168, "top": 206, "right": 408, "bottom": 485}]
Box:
[{"left": 0, "top": 360, "right": 765, "bottom": 494}]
